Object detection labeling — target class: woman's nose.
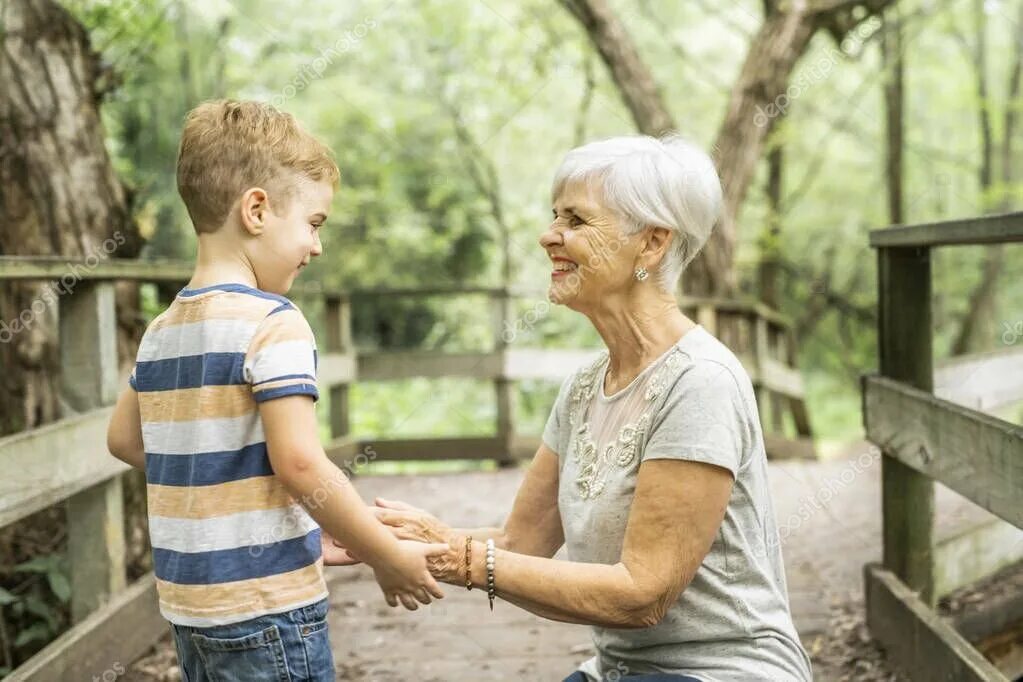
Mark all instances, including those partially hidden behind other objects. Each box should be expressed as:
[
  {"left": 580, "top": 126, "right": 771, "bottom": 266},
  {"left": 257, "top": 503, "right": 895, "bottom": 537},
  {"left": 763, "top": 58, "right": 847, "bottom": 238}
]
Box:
[{"left": 539, "top": 223, "right": 563, "bottom": 248}]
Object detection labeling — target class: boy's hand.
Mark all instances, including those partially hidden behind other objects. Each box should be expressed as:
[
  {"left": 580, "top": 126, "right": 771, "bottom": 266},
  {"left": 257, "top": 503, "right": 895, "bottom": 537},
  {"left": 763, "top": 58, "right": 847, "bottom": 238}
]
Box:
[{"left": 373, "top": 540, "right": 448, "bottom": 610}]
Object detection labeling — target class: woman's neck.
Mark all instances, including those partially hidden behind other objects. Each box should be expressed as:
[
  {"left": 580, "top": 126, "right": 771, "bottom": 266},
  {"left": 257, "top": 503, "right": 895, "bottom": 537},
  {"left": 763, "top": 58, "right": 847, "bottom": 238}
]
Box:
[{"left": 583, "top": 286, "right": 695, "bottom": 394}]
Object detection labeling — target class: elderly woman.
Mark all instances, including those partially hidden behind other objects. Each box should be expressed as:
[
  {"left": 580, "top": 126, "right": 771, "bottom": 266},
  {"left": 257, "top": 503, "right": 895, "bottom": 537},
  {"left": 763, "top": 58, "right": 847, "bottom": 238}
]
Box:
[{"left": 341, "top": 136, "right": 813, "bottom": 682}]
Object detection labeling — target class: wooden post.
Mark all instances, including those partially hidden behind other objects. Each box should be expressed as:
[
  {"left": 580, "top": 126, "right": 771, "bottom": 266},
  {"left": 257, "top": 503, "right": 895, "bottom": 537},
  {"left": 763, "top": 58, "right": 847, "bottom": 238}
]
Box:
[
  {"left": 325, "top": 295, "right": 352, "bottom": 440},
  {"left": 696, "top": 303, "right": 717, "bottom": 335},
  {"left": 877, "top": 246, "right": 935, "bottom": 605},
  {"left": 492, "top": 290, "right": 516, "bottom": 467},
  {"left": 752, "top": 314, "right": 772, "bottom": 434},
  {"left": 59, "top": 281, "right": 126, "bottom": 623}
]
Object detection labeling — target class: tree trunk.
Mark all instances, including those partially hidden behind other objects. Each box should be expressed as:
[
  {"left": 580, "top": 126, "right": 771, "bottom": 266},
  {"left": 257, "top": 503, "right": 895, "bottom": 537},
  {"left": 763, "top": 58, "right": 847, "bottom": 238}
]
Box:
[
  {"left": 558, "top": 0, "right": 894, "bottom": 296},
  {"left": 758, "top": 133, "right": 785, "bottom": 308},
  {"left": 0, "top": 0, "right": 142, "bottom": 437},
  {"left": 950, "top": 0, "right": 1021, "bottom": 355}
]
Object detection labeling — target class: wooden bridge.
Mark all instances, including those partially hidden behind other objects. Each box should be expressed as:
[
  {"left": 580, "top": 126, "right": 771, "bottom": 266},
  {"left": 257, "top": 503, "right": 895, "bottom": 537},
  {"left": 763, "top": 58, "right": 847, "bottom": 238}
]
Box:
[
  {"left": 0, "top": 208, "right": 1021, "bottom": 679},
  {"left": 0, "top": 256, "right": 810, "bottom": 681},
  {"left": 863, "top": 211, "right": 1023, "bottom": 681}
]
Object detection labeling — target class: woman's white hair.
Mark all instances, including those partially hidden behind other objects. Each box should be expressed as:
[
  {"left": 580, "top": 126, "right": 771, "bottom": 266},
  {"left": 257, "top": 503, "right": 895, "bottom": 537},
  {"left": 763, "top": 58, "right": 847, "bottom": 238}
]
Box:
[{"left": 551, "top": 134, "right": 723, "bottom": 292}]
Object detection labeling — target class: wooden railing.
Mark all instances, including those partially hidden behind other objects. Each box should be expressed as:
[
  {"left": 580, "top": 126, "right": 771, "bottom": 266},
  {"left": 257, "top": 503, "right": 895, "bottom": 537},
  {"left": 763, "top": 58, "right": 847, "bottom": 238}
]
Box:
[
  {"left": 0, "top": 256, "right": 810, "bottom": 680},
  {"left": 862, "top": 211, "right": 1023, "bottom": 681}
]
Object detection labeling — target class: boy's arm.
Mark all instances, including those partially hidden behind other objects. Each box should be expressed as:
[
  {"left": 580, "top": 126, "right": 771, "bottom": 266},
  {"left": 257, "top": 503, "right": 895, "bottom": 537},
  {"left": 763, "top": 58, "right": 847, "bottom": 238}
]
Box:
[
  {"left": 259, "top": 395, "right": 401, "bottom": 564},
  {"left": 259, "top": 395, "right": 445, "bottom": 602},
  {"left": 107, "top": 386, "right": 145, "bottom": 471}
]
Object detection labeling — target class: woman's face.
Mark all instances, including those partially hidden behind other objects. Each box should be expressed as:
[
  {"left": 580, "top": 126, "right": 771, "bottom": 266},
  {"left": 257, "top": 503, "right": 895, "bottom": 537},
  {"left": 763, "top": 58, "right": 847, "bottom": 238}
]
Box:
[{"left": 539, "top": 179, "right": 640, "bottom": 310}]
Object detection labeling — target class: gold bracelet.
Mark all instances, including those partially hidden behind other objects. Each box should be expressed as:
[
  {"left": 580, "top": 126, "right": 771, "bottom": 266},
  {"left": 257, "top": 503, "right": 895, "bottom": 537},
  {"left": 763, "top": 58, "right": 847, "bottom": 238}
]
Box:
[{"left": 464, "top": 535, "right": 473, "bottom": 591}]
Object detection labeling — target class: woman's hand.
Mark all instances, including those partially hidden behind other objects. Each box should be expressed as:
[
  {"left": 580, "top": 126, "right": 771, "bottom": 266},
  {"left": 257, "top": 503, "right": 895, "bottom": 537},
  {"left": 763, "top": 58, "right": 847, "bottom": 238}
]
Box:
[
  {"left": 321, "top": 530, "right": 361, "bottom": 566},
  {"left": 372, "top": 498, "right": 466, "bottom": 584},
  {"left": 371, "top": 497, "right": 458, "bottom": 546}
]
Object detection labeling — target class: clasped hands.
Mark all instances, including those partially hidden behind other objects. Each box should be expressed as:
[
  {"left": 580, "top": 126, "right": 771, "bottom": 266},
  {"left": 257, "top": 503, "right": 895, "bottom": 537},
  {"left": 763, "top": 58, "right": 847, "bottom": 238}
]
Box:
[{"left": 320, "top": 497, "right": 464, "bottom": 611}]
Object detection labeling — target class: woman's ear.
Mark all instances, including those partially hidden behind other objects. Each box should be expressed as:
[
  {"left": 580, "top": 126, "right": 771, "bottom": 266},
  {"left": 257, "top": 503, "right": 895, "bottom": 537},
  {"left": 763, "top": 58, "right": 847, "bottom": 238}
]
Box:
[
  {"left": 239, "top": 187, "right": 269, "bottom": 235},
  {"left": 641, "top": 226, "right": 674, "bottom": 263}
]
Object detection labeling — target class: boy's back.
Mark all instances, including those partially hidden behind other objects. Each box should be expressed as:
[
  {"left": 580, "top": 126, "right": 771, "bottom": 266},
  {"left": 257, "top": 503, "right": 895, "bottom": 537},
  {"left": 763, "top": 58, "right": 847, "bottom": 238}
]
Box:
[{"left": 132, "top": 282, "right": 324, "bottom": 626}]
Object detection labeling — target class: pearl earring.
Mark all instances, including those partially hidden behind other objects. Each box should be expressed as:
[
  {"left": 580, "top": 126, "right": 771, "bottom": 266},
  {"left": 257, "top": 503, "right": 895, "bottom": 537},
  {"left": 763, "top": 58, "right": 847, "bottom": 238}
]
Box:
[{"left": 634, "top": 267, "right": 649, "bottom": 282}]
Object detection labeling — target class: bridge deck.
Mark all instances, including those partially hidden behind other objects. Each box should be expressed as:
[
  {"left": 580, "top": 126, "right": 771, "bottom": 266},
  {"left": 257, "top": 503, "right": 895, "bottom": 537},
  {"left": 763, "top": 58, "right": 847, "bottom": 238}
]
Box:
[{"left": 125, "top": 447, "right": 1000, "bottom": 681}]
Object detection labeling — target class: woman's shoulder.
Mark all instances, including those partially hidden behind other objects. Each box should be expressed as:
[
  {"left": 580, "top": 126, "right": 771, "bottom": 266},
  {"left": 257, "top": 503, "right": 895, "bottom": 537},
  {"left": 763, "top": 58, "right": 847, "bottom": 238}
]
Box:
[{"left": 675, "top": 328, "right": 754, "bottom": 394}]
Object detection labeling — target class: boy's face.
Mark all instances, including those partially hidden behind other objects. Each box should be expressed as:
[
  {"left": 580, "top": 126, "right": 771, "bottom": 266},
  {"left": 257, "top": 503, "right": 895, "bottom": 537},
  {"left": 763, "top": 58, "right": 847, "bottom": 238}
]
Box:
[{"left": 247, "top": 177, "right": 333, "bottom": 295}]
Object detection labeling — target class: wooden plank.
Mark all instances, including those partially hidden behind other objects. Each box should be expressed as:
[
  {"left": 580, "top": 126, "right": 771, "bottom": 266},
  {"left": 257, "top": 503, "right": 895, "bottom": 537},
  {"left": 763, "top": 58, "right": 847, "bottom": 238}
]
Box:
[
  {"left": 876, "top": 245, "right": 936, "bottom": 603},
  {"left": 0, "top": 409, "right": 124, "bottom": 527},
  {"left": 364, "top": 436, "right": 522, "bottom": 462},
  {"left": 59, "top": 281, "right": 119, "bottom": 412},
  {"left": 59, "top": 282, "right": 126, "bottom": 623},
  {"left": 953, "top": 584, "right": 1023, "bottom": 645},
  {"left": 935, "top": 347, "right": 1023, "bottom": 413},
  {"left": 864, "top": 563, "right": 1007, "bottom": 682},
  {"left": 502, "top": 348, "right": 602, "bottom": 381},
  {"left": 760, "top": 357, "right": 804, "bottom": 398},
  {"left": 763, "top": 434, "right": 816, "bottom": 460},
  {"left": 0, "top": 256, "right": 192, "bottom": 282},
  {"left": 934, "top": 518, "right": 1023, "bottom": 598},
  {"left": 6, "top": 573, "right": 166, "bottom": 682},
  {"left": 863, "top": 375, "right": 1023, "bottom": 529},
  {"left": 349, "top": 285, "right": 508, "bottom": 298},
  {"left": 317, "top": 352, "right": 356, "bottom": 386},
  {"left": 870, "top": 211, "right": 1023, "bottom": 248},
  {"left": 358, "top": 351, "right": 502, "bottom": 381}
]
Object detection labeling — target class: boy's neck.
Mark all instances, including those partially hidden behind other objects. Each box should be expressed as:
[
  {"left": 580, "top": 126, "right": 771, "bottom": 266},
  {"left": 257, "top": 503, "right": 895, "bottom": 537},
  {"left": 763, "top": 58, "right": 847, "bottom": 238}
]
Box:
[{"left": 186, "top": 234, "right": 259, "bottom": 291}]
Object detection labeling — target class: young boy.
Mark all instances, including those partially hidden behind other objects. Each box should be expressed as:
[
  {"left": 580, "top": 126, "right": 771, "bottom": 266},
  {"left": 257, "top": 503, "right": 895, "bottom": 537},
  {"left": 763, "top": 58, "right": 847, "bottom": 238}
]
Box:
[{"left": 106, "top": 100, "right": 446, "bottom": 681}]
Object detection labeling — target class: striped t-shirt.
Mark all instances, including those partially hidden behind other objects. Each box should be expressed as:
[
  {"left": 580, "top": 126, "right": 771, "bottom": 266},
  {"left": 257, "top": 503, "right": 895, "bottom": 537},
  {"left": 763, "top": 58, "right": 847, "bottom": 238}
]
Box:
[{"left": 129, "top": 282, "right": 327, "bottom": 627}]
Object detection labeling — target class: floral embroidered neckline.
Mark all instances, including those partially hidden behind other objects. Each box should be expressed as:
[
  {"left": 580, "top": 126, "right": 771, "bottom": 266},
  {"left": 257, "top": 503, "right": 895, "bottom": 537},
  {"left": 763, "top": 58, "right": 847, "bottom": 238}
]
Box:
[{"left": 567, "top": 343, "right": 688, "bottom": 499}]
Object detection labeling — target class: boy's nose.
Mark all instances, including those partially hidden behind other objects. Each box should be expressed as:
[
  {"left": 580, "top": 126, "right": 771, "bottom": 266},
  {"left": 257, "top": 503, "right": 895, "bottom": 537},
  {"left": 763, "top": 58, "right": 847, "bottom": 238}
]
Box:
[{"left": 311, "top": 233, "right": 323, "bottom": 257}]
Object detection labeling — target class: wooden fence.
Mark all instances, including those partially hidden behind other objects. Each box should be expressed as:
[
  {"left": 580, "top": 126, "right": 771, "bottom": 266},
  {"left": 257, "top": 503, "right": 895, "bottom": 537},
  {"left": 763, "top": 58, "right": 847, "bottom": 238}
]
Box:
[
  {"left": 0, "top": 256, "right": 810, "bottom": 680},
  {"left": 863, "top": 211, "right": 1023, "bottom": 681}
]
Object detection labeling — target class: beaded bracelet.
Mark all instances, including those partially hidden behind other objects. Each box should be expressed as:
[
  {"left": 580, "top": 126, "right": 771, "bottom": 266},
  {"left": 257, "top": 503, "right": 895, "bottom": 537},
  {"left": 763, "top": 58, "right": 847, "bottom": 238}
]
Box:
[
  {"left": 485, "top": 538, "right": 496, "bottom": 611},
  {"left": 464, "top": 535, "right": 473, "bottom": 591}
]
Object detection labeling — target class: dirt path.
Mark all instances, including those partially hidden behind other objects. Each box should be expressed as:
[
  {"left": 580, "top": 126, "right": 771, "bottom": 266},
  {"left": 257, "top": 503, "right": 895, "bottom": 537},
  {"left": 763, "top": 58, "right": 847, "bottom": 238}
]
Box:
[{"left": 126, "top": 444, "right": 1003, "bottom": 681}]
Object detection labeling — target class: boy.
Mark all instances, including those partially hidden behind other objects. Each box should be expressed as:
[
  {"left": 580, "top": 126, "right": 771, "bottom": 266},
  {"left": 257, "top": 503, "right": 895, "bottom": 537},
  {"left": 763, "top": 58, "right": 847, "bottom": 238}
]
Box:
[{"left": 106, "top": 100, "right": 445, "bottom": 681}]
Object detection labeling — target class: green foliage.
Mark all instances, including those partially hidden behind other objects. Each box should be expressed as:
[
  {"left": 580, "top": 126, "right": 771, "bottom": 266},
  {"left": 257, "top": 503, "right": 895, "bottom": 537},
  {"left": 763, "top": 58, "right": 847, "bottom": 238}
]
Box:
[
  {"left": 67, "top": 0, "right": 1023, "bottom": 446},
  {"left": 0, "top": 553, "right": 71, "bottom": 661}
]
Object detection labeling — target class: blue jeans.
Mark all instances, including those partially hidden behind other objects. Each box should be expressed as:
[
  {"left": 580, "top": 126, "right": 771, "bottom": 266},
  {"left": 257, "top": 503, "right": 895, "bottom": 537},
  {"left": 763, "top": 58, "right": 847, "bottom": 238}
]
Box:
[
  {"left": 171, "top": 598, "right": 334, "bottom": 681},
  {"left": 562, "top": 673, "right": 701, "bottom": 682}
]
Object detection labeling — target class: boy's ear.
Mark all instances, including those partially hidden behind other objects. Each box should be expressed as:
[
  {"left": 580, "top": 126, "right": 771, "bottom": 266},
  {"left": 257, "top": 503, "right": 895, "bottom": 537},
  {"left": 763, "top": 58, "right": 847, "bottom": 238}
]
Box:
[{"left": 240, "top": 188, "right": 269, "bottom": 235}]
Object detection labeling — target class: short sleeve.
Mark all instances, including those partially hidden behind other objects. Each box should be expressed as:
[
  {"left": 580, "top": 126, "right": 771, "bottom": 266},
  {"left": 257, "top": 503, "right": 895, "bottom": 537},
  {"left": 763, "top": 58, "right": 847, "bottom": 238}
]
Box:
[
  {"left": 541, "top": 372, "right": 575, "bottom": 456},
  {"left": 244, "top": 306, "right": 319, "bottom": 403},
  {"left": 642, "top": 361, "right": 751, "bottom": 477}
]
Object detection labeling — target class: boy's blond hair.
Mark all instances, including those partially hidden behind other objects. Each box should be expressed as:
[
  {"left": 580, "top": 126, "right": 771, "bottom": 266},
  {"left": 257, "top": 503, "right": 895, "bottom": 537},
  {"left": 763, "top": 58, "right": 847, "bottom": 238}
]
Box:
[{"left": 177, "top": 100, "right": 340, "bottom": 234}]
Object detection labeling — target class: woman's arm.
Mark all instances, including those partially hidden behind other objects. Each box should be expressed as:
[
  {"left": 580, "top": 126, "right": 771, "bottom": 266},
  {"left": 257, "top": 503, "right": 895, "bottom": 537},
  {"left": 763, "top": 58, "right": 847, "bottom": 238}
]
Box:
[
  {"left": 371, "top": 444, "right": 565, "bottom": 558},
  {"left": 444, "top": 458, "right": 733, "bottom": 629}
]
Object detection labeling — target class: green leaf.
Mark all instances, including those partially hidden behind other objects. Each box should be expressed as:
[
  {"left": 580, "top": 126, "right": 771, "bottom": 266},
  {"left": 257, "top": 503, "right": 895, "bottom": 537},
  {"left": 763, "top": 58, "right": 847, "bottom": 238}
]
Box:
[
  {"left": 14, "top": 556, "right": 57, "bottom": 574},
  {"left": 23, "top": 594, "right": 58, "bottom": 631},
  {"left": 14, "top": 622, "right": 50, "bottom": 648},
  {"left": 47, "top": 572, "right": 71, "bottom": 603},
  {"left": 0, "top": 586, "right": 17, "bottom": 606}
]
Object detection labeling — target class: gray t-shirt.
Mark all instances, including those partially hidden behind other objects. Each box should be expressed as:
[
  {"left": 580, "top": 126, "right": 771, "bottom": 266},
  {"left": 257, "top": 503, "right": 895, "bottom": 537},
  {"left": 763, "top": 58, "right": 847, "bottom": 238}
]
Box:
[{"left": 542, "top": 326, "right": 812, "bottom": 682}]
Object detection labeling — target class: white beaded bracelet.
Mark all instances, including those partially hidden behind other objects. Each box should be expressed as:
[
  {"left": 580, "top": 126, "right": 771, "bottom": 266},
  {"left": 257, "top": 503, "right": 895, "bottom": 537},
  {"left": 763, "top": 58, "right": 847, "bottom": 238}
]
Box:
[{"left": 485, "top": 538, "right": 496, "bottom": 611}]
